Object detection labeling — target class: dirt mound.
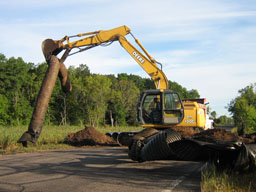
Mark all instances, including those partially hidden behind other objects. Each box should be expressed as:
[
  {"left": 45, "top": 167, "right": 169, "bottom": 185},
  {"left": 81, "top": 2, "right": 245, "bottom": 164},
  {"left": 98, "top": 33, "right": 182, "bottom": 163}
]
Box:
[
  {"left": 170, "top": 127, "right": 255, "bottom": 144},
  {"left": 192, "top": 128, "right": 255, "bottom": 144},
  {"left": 64, "top": 125, "right": 117, "bottom": 146},
  {"left": 193, "top": 128, "right": 238, "bottom": 142},
  {"left": 244, "top": 132, "right": 256, "bottom": 143},
  {"left": 171, "top": 126, "right": 201, "bottom": 138}
]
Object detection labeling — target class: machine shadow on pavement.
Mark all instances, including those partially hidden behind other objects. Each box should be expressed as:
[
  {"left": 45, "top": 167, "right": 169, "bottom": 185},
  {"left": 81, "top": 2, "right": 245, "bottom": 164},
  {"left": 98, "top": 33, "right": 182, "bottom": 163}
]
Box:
[{"left": 0, "top": 147, "right": 202, "bottom": 192}]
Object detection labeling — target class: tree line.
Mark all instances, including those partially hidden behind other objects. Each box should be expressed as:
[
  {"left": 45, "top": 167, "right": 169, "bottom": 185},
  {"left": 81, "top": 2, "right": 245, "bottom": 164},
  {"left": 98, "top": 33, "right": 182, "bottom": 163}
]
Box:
[
  {"left": 1, "top": 54, "right": 254, "bottom": 133},
  {"left": 0, "top": 54, "right": 199, "bottom": 127}
]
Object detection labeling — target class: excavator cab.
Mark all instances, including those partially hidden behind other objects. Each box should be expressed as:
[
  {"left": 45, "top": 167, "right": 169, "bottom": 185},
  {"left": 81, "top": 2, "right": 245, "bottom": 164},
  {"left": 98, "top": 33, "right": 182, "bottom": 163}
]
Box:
[{"left": 137, "top": 89, "right": 184, "bottom": 126}]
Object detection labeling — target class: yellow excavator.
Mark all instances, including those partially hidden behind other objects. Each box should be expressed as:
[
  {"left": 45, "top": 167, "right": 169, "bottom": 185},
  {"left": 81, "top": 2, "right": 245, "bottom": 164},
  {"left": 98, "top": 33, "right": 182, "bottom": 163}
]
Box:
[
  {"left": 17, "top": 26, "right": 256, "bottom": 173},
  {"left": 18, "top": 25, "right": 184, "bottom": 146}
]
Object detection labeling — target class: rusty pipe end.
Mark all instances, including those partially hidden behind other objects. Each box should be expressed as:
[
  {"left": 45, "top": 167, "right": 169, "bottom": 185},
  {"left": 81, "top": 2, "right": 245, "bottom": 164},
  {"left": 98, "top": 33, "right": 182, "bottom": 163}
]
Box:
[
  {"left": 18, "top": 131, "right": 38, "bottom": 147},
  {"left": 42, "top": 39, "right": 63, "bottom": 61},
  {"left": 59, "top": 62, "right": 72, "bottom": 93}
]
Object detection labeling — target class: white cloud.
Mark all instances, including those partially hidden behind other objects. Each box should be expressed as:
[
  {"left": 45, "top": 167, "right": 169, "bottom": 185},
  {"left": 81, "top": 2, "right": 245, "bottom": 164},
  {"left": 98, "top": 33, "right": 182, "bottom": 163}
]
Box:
[
  {"left": 163, "top": 61, "right": 256, "bottom": 115},
  {"left": 0, "top": 24, "right": 45, "bottom": 63}
]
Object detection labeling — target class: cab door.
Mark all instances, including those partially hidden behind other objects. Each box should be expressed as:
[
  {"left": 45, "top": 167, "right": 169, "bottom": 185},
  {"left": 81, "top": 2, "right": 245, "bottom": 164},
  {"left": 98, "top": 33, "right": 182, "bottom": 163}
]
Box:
[
  {"left": 137, "top": 90, "right": 184, "bottom": 126},
  {"left": 162, "top": 90, "right": 184, "bottom": 124}
]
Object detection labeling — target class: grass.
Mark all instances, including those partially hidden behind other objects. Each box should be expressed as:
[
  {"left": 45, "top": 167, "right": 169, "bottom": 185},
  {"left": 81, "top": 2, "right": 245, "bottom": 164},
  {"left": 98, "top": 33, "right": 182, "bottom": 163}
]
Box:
[
  {"left": 201, "top": 163, "right": 256, "bottom": 192},
  {"left": 0, "top": 125, "right": 141, "bottom": 154}
]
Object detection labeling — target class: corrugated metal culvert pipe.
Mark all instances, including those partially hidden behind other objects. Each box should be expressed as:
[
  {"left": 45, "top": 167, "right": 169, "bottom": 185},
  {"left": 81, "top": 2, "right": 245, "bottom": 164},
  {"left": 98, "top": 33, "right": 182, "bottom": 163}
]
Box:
[
  {"left": 128, "top": 129, "right": 182, "bottom": 162},
  {"left": 128, "top": 128, "right": 256, "bottom": 173}
]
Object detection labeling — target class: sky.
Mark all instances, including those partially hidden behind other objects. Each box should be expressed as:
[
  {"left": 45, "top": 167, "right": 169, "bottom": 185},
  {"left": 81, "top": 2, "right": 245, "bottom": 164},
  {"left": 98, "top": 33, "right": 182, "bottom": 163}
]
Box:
[{"left": 0, "top": 0, "right": 256, "bottom": 117}]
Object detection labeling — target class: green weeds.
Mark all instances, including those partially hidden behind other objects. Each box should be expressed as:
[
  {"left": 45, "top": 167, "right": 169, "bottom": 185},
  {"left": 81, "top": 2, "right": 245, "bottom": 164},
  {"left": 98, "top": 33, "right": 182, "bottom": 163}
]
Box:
[
  {"left": 0, "top": 125, "right": 140, "bottom": 154},
  {"left": 201, "top": 163, "right": 256, "bottom": 192}
]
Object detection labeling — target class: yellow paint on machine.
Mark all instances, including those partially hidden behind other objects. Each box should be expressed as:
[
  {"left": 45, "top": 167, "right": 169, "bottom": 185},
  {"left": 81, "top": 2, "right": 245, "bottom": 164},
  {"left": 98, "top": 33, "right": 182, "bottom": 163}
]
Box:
[{"left": 178, "top": 101, "right": 206, "bottom": 129}]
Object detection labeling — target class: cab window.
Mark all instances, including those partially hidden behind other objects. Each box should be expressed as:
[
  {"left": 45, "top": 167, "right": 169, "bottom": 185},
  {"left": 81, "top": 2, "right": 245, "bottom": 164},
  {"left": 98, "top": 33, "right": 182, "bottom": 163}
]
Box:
[{"left": 142, "top": 94, "right": 161, "bottom": 124}]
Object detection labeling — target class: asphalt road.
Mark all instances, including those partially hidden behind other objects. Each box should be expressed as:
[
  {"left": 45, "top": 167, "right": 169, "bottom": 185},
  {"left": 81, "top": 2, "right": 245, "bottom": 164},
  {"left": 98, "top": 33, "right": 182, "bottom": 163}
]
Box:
[{"left": 0, "top": 147, "right": 204, "bottom": 192}]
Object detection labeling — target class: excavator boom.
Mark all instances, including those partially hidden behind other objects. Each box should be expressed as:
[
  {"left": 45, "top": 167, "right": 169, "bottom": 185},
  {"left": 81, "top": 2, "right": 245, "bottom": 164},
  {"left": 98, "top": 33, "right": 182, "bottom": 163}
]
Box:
[{"left": 118, "top": 36, "right": 168, "bottom": 90}]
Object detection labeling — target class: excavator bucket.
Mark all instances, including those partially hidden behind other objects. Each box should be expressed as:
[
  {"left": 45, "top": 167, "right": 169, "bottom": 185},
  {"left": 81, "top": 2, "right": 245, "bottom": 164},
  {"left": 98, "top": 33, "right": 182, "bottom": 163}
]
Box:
[{"left": 18, "top": 39, "right": 72, "bottom": 146}]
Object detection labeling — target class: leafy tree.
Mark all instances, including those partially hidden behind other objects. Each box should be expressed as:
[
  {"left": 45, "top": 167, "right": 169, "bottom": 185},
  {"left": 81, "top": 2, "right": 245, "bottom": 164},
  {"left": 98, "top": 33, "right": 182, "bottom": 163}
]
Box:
[
  {"left": 169, "top": 81, "right": 200, "bottom": 99},
  {"left": 83, "top": 75, "right": 112, "bottom": 127},
  {"left": 214, "top": 115, "right": 234, "bottom": 125},
  {"left": 70, "top": 64, "right": 90, "bottom": 78},
  {"left": 0, "top": 94, "right": 10, "bottom": 125},
  {"left": 108, "top": 90, "right": 126, "bottom": 126},
  {"left": 64, "top": 65, "right": 91, "bottom": 125},
  {"left": 211, "top": 111, "right": 217, "bottom": 119},
  {"left": 228, "top": 84, "right": 256, "bottom": 133},
  {"left": 109, "top": 79, "right": 140, "bottom": 126},
  {"left": 117, "top": 73, "right": 154, "bottom": 91},
  {"left": 0, "top": 53, "right": 7, "bottom": 62},
  {"left": 143, "top": 78, "right": 155, "bottom": 90},
  {"left": 185, "top": 89, "right": 200, "bottom": 99},
  {"left": 0, "top": 56, "right": 33, "bottom": 125}
]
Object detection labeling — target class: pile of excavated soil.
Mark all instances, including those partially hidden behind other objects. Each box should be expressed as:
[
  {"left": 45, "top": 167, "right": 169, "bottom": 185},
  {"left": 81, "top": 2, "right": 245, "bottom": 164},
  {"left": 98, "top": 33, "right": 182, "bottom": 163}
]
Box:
[
  {"left": 171, "top": 127, "right": 255, "bottom": 144},
  {"left": 64, "top": 125, "right": 117, "bottom": 146},
  {"left": 245, "top": 132, "right": 256, "bottom": 143},
  {"left": 171, "top": 126, "right": 201, "bottom": 138},
  {"left": 193, "top": 128, "right": 238, "bottom": 142},
  {"left": 192, "top": 128, "right": 255, "bottom": 144}
]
